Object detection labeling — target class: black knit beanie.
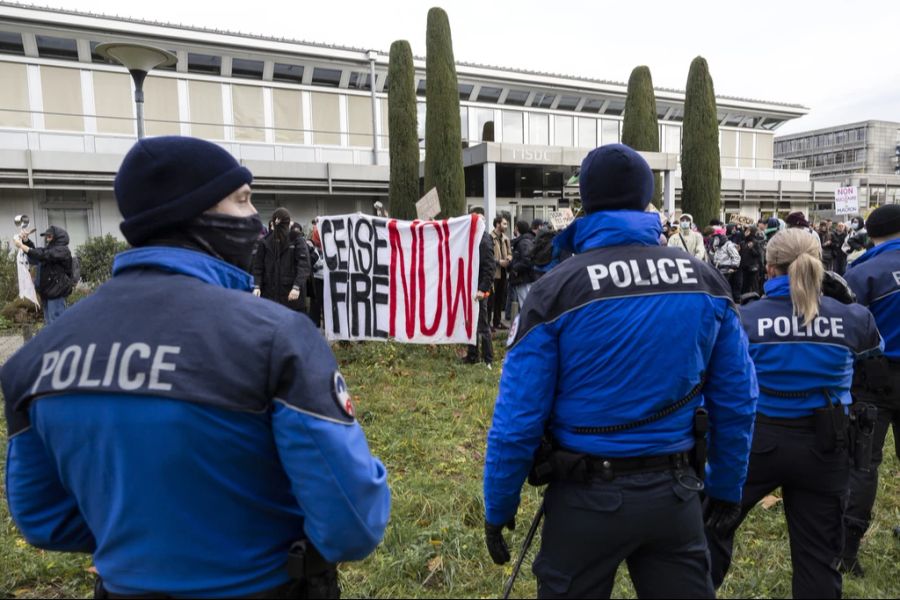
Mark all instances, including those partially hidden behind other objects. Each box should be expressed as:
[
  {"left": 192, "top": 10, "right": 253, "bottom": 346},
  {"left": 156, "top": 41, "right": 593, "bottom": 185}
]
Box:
[
  {"left": 865, "top": 204, "right": 900, "bottom": 239},
  {"left": 579, "top": 144, "right": 654, "bottom": 213},
  {"left": 116, "top": 136, "right": 253, "bottom": 246}
]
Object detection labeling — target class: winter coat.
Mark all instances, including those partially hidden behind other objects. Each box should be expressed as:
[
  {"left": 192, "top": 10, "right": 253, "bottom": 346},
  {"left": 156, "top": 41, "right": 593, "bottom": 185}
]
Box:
[
  {"left": 739, "top": 237, "right": 762, "bottom": 273},
  {"left": 712, "top": 235, "right": 741, "bottom": 271},
  {"left": 252, "top": 231, "right": 311, "bottom": 311},
  {"left": 24, "top": 225, "right": 73, "bottom": 300},
  {"left": 478, "top": 231, "right": 495, "bottom": 294},
  {"left": 508, "top": 232, "right": 537, "bottom": 286},
  {"left": 491, "top": 230, "right": 511, "bottom": 280}
]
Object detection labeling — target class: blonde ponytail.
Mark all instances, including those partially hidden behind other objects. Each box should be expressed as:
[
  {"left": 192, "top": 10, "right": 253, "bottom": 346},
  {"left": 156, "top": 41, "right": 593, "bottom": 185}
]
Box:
[{"left": 765, "top": 229, "right": 824, "bottom": 327}]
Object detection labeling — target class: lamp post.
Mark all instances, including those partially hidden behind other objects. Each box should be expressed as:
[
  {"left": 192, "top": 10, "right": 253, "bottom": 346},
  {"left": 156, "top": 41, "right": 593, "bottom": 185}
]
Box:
[{"left": 94, "top": 43, "right": 177, "bottom": 139}]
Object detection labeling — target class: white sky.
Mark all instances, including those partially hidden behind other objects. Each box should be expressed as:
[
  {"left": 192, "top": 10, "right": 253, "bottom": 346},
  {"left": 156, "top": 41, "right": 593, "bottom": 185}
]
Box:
[{"left": 20, "top": 0, "right": 900, "bottom": 135}]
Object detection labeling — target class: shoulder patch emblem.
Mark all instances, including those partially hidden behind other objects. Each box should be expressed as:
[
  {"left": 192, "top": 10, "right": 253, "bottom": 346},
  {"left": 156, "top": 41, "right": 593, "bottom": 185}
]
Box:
[
  {"left": 506, "top": 316, "right": 520, "bottom": 347},
  {"left": 332, "top": 371, "right": 355, "bottom": 420}
]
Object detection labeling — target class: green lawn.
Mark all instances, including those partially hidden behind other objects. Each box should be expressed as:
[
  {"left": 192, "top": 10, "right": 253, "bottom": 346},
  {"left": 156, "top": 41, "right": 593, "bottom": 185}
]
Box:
[{"left": 2, "top": 339, "right": 898, "bottom": 598}]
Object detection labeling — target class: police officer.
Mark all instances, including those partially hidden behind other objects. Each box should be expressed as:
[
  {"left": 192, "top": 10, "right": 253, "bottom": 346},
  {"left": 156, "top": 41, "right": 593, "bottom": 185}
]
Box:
[
  {"left": 483, "top": 144, "right": 758, "bottom": 599},
  {"left": 1, "top": 136, "right": 391, "bottom": 598},
  {"left": 840, "top": 203, "right": 900, "bottom": 576},
  {"left": 707, "top": 229, "right": 883, "bottom": 598}
]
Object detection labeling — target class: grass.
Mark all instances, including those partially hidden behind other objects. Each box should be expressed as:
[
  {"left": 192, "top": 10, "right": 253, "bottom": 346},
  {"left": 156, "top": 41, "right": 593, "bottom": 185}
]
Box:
[{"left": 1, "top": 338, "right": 899, "bottom": 598}]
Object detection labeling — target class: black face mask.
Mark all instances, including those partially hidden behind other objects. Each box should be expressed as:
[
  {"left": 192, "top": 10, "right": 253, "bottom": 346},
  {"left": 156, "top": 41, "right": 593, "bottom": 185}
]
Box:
[{"left": 185, "top": 213, "right": 263, "bottom": 272}]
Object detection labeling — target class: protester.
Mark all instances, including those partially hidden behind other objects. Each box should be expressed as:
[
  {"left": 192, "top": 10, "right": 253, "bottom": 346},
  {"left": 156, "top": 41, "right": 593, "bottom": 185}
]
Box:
[
  {"left": 508, "top": 220, "right": 537, "bottom": 308},
  {"left": 307, "top": 219, "right": 326, "bottom": 328},
  {"left": 12, "top": 225, "right": 74, "bottom": 324},
  {"left": 669, "top": 212, "right": 707, "bottom": 260},
  {"left": 785, "top": 211, "right": 814, "bottom": 234},
  {"left": 489, "top": 215, "right": 511, "bottom": 330},
  {"left": 0, "top": 136, "right": 390, "bottom": 598},
  {"left": 841, "top": 203, "right": 900, "bottom": 577},
  {"left": 844, "top": 216, "right": 872, "bottom": 264},
  {"left": 710, "top": 226, "right": 742, "bottom": 301},
  {"left": 464, "top": 208, "right": 495, "bottom": 368},
  {"left": 819, "top": 221, "right": 836, "bottom": 271},
  {"left": 832, "top": 221, "right": 849, "bottom": 275},
  {"left": 252, "top": 207, "right": 311, "bottom": 313},
  {"left": 484, "top": 144, "right": 757, "bottom": 598},
  {"left": 707, "top": 228, "right": 882, "bottom": 599},
  {"left": 739, "top": 226, "right": 762, "bottom": 296}
]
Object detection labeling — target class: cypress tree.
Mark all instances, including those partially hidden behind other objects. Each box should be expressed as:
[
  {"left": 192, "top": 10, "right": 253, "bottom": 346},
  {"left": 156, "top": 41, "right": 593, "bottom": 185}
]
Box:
[
  {"left": 481, "top": 120, "right": 494, "bottom": 142},
  {"left": 387, "top": 40, "right": 419, "bottom": 220},
  {"left": 681, "top": 56, "right": 721, "bottom": 227},
  {"left": 424, "top": 7, "right": 466, "bottom": 217},
  {"left": 621, "top": 66, "right": 662, "bottom": 207}
]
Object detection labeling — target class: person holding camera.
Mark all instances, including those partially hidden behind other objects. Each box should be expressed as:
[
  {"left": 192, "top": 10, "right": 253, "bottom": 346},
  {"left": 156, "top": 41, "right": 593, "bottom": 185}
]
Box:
[
  {"left": 12, "top": 225, "right": 74, "bottom": 324},
  {"left": 707, "top": 229, "right": 883, "bottom": 599}
]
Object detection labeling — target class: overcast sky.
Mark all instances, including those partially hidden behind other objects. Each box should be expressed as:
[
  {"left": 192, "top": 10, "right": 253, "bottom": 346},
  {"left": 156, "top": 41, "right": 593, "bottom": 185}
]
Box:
[{"left": 22, "top": 0, "right": 899, "bottom": 135}]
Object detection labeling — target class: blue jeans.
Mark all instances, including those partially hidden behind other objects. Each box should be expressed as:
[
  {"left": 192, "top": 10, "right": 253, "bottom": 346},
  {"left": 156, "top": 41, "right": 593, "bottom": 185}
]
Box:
[{"left": 43, "top": 297, "right": 66, "bottom": 324}]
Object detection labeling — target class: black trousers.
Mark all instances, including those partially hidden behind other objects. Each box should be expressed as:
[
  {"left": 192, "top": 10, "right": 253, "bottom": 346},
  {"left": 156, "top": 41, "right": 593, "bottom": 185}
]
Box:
[
  {"left": 707, "top": 420, "right": 849, "bottom": 599},
  {"left": 533, "top": 470, "right": 714, "bottom": 599},
  {"left": 488, "top": 271, "right": 507, "bottom": 327},
  {"left": 465, "top": 298, "right": 493, "bottom": 364},
  {"left": 843, "top": 405, "right": 900, "bottom": 559},
  {"left": 308, "top": 278, "right": 325, "bottom": 328}
]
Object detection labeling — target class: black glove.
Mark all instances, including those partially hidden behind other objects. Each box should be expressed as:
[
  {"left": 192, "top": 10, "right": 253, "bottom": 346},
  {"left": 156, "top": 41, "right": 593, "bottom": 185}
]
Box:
[
  {"left": 484, "top": 517, "right": 516, "bottom": 565},
  {"left": 703, "top": 497, "right": 742, "bottom": 537}
]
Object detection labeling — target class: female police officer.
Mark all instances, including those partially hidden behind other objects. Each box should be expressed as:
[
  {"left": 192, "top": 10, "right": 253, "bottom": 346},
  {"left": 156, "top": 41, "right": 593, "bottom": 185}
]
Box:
[
  {"left": 483, "top": 144, "right": 758, "bottom": 598},
  {"left": 707, "top": 228, "right": 883, "bottom": 599}
]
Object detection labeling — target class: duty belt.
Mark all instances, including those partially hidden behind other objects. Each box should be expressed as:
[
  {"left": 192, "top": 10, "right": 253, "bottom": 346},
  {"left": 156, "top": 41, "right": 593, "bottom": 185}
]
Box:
[
  {"left": 556, "top": 450, "right": 691, "bottom": 482},
  {"left": 756, "top": 413, "right": 817, "bottom": 430}
]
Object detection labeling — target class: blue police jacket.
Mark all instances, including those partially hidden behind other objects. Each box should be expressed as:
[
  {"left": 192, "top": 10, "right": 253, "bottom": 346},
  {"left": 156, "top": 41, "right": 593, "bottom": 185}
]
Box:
[
  {"left": 483, "top": 211, "right": 759, "bottom": 525},
  {"left": 1, "top": 247, "right": 390, "bottom": 598},
  {"left": 740, "top": 275, "right": 883, "bottom": 419},
  {"left": 844, "top": 238, "right": 900, "bottom": 360}
]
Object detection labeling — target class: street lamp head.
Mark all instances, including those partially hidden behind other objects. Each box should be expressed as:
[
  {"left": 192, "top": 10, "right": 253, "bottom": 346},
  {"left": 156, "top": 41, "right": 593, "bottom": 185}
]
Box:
[{"left": 94, "top": 42, "right": 176, "bottom": 73}]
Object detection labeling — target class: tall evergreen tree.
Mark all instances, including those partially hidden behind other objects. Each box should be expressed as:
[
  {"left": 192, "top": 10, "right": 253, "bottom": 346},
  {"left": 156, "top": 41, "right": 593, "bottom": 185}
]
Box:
[
  {"left": 681, "top": 56, "right": 721, "bottom": 227},
  {"left": 424, "top": 7, "right": 466, "bottom": 217},
  {"left": 388, "top": 40, "right": 419, "bottom": 220},
  {"left": 622, "top": 65, "right": 662, "bottom": 207}
]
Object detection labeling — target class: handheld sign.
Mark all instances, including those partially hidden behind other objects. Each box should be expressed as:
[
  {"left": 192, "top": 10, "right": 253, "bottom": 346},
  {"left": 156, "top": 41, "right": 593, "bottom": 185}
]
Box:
[
  {"left": 834, "top": 187, "right": 859, "bottom": 216},
  {"left": 416, "top": 188, "right": 441, "bottom": 221}
]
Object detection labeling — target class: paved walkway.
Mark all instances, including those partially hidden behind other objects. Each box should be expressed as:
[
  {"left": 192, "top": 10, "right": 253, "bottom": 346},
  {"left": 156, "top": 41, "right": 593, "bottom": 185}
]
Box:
[{"left": 0, "top": 334, "right": 25, "bottom": 366}]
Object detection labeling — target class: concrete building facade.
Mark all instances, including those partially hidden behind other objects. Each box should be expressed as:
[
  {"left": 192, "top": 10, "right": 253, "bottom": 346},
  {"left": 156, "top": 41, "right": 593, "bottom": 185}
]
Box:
[{"left": 0, "top": 2, "right": 835, "bottom": 248}]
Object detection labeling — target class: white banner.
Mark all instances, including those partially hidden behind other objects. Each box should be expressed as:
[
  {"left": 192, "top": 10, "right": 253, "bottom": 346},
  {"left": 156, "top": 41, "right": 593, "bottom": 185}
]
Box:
[
  {"left": 14, "top": 234, "right": 38, "bottom": 307},
  {"left": 318, "top": 213, "right": 485, "bottom": 344},
  {"left": 834, "top": 186, "right": 859, "bottom": 216}
]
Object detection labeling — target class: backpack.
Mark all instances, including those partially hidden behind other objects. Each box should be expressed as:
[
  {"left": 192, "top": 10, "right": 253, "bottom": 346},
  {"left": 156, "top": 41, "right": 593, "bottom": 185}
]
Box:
[{"left": 529, "top": 230, "right": 557, "bottom": 268}]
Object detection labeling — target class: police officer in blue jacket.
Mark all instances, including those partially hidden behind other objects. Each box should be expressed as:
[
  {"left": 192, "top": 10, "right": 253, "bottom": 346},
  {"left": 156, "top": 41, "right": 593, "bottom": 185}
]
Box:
[
  {"left": 840, "top": 204, "right": 900, "bottom": 576},
  {"left": 1, "top": 136, "right": 391, "bottom": 598},
  {"left": 707, "top": 228, "right": 883, "bottom": 599},
  {"left": 483, "top": 144, "right": 758, "bottom": 598}
]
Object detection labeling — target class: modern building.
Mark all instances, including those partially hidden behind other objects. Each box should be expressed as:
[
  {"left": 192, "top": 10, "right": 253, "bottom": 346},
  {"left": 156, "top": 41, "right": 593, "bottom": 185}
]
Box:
[
  {"left": 0, "top": 2, "right": 835, "bottom": 248},
  {"left": 774, "top": 120, "right": 900, "bottom": 213}
]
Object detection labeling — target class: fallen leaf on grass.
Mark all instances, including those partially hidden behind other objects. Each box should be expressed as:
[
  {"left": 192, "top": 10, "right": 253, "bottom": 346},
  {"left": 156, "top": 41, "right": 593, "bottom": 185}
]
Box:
[
  {"left": 422, "top": 555, "right": 444, "bottom": 587},
  {"left": 760, "top": 495, "right": 782, "bottom": 510}
]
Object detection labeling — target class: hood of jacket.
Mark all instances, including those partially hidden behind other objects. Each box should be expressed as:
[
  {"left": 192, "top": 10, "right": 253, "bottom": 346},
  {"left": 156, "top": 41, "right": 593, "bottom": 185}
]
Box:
[{"left": 43, "top": 225, "right": 70, "bottom": 247}]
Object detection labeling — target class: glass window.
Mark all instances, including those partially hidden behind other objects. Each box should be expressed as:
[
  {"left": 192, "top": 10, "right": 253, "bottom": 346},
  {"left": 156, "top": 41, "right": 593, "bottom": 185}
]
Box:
[
  {"left": 272, "top": 63, "right": 304, "bottom": 84},
  {"left": 534, "top": 93, "right": 555, "bottom": 109},
  {"left": 600, "top": 120, "right": 619, "bottom": 145},
  {"left": 557, "top": 95, "right": 580, "bottom": 111},
  {"left": 721, "top": 130, "right": 738, "bottom": 166},
  {"left": 232, "top": 58, "right": 264, "bottom": 80},
  {"left": 604, "top": 99, "right": 625, "bottom": 116},
  {"left": 477, "top": 87, "right": 502, "bottom": 104},
  {"left": 502, "top": 111, "right": 523, "bottom": 144},
  {"left": 143, "top": 76, "right": 180, "bottom": 136},
  {"left": 311, "top": 92, "right": 340, "bottom": 145},
  {"left": 416, "top": 80, "right": 426, "bottom": 96},
  {"left": 554, "top": 115, "right": 573, "bottom": 146},
  {"left": 504, "top": 90, "right": 529, "bottom": 106},
  {"left": 347, "top": 72, "right": 372, "bottom": 90},
  {"left": 460, "top": 106, "right": 469, "bottom": 142},
  {"left": 577, "top": 117, "right": 596, "bottom": 148},
  {"left": 41, "top": 66, "right": 83, "bottom": 132},
  {"left": 417, "top": 102, "right": 426, "bottom": 147},
  {"left": 457, "top": 83, "right": 474, "bottom": 100},
  {"left": 0, "top": 31, "right": 25, "bottom": 55},
  {"left": 232, "top": 84, "right": 265, "bottom": 142},
  {"left": 582, "top": 99, "right": 603, "bottom": 113},
  {"left": 312, "top": 68, "right": 341, "bottom": 87},
  {"left": 529, "top": 113, "right": 549, "bottom": 145},
  {"left": 188, "top": 80, "right": 224, "bottom": 140},
  {"left": 664, "top": 125, "right": 681, "bottom": 154},
  {"left": 0, "top": 62, "right": 30, "bottom": 128},
  {"left": 47, "top": 207, "right": 89, "bottom": 250},
  {"left": 273, "top": 88, "right": 304, "bottom": 144},
  {"left": 93, "top": 71, "right": 133, "bottom": 135},
  {"left": 474, "top": 108, "right": 493, "bottom": 141},
  {"left": 35, "top": 35, "right": 78, "bottom": 60},
  {"left": 187, "top": 53, "right": 221, "bottom": 75},
  {"left": 348, "top": 95, "right": 373, "bottom": 147}
]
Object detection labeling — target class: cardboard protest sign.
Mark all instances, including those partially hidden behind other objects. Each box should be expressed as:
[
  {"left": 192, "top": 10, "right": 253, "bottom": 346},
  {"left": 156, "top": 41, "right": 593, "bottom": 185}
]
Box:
[
  {"left": 317, "top": 213, "right": 485, "bottom": 344},
  {"left": 834, "top": 187, "right": 859, "bottom": 216},
  {"left": 416, "top": 188, "right": 441, "bottom": 221}
]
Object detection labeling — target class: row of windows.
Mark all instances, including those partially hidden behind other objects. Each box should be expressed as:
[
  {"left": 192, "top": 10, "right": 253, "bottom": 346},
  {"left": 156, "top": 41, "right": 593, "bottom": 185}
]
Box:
[
  {"left": 776, "top": 149, "right": 864, "bottom": 170},
  {"left": 774, "top": 127, "right": 867, "bottom": 154},
  {"left": 0, "top": 62, "right": 774, "bottom": 162}
]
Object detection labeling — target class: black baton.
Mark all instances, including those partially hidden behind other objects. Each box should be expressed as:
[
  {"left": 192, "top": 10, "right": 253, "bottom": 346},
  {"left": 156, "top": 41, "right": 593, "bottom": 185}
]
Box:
[{"left": 501, "top": 500, "right": 545, "bottom": 600}]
